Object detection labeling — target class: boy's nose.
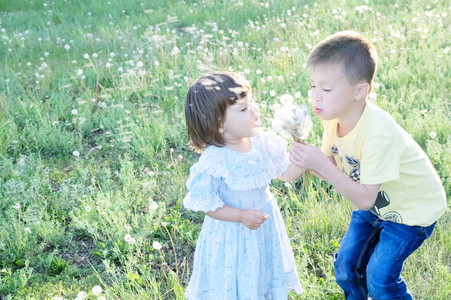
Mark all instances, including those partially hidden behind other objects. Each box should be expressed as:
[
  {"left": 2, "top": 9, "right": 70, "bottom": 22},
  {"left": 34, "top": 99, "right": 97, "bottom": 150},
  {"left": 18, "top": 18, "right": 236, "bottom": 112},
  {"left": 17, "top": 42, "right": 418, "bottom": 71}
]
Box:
[{"left": 312, "top": 89, "right": 322, "bottom": 102}]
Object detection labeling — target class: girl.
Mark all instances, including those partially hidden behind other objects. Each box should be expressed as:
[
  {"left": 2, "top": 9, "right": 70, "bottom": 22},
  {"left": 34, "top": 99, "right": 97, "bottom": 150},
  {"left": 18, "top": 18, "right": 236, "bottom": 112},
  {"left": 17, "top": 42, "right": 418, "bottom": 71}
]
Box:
[{"left": 184, "top": 71, "right": 304, "bottom": 299}]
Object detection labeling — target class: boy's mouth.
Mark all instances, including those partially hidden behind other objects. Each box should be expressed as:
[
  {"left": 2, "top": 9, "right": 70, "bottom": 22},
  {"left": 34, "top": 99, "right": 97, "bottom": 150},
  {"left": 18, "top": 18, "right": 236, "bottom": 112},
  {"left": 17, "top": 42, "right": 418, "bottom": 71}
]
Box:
[{"left": 313, "top": 107, "right": 323, "bottom": 114}]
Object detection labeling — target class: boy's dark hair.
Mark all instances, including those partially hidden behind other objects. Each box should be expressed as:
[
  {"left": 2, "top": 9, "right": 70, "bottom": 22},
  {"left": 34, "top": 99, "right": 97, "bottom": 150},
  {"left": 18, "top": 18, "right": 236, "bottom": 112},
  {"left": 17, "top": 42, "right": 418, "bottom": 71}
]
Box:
[
  {"left": 307, "top": 31, "right": 378, "bottom": 87},
  {"left": 185, "top": 71, "right": 251, "bottom": 152}
]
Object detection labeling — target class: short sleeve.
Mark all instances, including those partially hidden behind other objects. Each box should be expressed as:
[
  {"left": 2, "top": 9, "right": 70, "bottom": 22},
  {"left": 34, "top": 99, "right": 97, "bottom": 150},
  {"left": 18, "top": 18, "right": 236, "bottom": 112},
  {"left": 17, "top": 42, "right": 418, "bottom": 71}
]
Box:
[
  {"left": 183, "top": 171, "right": 225, "bottom": 212},
  {"left": 321, "top": 120, "right": 335, "bottom": 156},
  {"left": 263, "top": 132, "right": 291, "bottom": 177}
]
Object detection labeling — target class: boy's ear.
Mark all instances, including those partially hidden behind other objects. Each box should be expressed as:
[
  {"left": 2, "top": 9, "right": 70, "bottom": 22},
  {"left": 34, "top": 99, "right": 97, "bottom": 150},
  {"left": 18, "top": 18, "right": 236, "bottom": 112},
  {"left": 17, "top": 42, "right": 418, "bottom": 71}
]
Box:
[{"left": 355, "top": 82, "right": 371, "bottom": 101}]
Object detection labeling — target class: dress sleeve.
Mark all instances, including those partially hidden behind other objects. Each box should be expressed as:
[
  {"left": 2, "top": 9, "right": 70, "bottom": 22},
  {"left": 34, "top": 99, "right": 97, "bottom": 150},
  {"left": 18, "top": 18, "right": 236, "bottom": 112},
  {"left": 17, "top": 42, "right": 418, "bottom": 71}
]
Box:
[
  {"left": 183, "top": 171, "right": 225, "bottom": 212},
  {"left": 264, "top": 132, "right": 291, "bottom": 177}
]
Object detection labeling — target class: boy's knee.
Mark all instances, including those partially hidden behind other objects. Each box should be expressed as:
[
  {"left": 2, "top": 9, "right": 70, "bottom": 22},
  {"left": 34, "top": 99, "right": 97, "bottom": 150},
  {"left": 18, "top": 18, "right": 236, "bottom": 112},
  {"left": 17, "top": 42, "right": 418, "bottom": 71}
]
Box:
[
  {"left": 333, "top": 252, "right": 354, "bottom": 281},
  {"left": 367, "top": 274, "right": 412, "bottom": 300}
]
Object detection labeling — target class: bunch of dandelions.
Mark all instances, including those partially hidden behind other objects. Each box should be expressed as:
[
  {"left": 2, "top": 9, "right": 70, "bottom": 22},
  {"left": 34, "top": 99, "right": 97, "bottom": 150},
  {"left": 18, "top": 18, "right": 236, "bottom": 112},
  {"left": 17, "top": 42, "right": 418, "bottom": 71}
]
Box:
[
  {"left": 273, "top": 94, "right": 314, "bottom": 191},
  {"left": 272, "top": 94, "right": 313, "bottom": 143}
]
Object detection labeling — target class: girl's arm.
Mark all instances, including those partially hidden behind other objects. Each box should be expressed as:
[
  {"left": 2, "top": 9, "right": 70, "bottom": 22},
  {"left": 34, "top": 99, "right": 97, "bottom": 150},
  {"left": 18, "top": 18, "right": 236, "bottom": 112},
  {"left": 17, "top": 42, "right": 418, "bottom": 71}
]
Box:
[
  {"left": 203, "top": 205, "right": 269, "bottom": 230},
  {"left": 278, "top": 163, "right": 305, "bottom": 182}
]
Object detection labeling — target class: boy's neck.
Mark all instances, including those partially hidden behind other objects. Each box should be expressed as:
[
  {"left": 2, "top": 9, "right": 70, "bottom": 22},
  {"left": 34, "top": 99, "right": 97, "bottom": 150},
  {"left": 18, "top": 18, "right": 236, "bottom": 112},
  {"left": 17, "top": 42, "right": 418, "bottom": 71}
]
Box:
[{"left": 337, "top": 100, "right": 367, "bottom": 137}]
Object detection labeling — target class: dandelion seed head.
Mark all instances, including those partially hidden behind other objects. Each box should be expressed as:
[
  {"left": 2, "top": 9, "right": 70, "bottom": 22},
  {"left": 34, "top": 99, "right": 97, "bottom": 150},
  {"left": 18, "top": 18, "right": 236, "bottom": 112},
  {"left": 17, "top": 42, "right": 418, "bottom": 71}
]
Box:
[
  {"left": 273, "top": 103, "right": 313, "bottom": 142},
  {"left": 149, "top": 202, "right": 158, "bottom": 210},
  {"left": 153, "top": 241, "right": 162, "bottom": 250},
  {"left": 92, "top": 286, "right": 103, "bottom": 296},
  {"left": 73, "top": 151, "right": 80, "bottom": 157},
  {"left": 280, "top": 94, "right": 293, "bottom": 105},
  {"left": 75, "top": 291, "right": 87, "bottom": 300}
]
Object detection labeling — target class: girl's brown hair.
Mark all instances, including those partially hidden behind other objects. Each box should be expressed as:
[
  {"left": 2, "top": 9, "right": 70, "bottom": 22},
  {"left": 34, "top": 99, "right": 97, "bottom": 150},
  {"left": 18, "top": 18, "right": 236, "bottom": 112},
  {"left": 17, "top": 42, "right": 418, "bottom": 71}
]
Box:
[{"left": 185, "top": 71, "right": 251, "bottom": 152}]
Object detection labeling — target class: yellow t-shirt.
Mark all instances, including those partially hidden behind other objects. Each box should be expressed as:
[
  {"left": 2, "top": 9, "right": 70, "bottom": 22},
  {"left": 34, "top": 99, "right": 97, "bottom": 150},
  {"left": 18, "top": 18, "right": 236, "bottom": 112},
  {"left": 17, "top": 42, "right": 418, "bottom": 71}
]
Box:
[{"left": 321, "top": 101, "right": 447, "bottom": 226}]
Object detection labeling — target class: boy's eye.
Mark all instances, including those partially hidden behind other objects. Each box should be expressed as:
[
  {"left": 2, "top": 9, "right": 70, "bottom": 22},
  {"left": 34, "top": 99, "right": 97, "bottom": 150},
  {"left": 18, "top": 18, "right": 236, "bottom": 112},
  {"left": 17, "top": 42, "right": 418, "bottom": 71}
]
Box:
[
  {"left": 310, "top": 85, "right": 316, "bottom": 89},
  {"left": 323, "top": 89, "right": 331, "bottom": 92},
  {"left": 241, "top": 106, "right": 247, "bottom": 112}
]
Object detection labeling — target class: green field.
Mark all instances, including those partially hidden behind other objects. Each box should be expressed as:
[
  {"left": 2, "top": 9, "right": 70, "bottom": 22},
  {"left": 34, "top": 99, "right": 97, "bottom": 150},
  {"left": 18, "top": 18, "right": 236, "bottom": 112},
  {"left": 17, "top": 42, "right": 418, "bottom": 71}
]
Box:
[{"left": 0, "top": 0, "right": 450, "bottom": 299}]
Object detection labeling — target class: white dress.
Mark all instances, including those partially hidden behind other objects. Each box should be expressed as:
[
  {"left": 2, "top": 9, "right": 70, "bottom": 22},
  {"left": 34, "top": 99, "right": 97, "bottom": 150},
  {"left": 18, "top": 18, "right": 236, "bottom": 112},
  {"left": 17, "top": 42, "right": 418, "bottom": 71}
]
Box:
[{"left": 184, "top": 132, "right": 302, "bottom": 300}]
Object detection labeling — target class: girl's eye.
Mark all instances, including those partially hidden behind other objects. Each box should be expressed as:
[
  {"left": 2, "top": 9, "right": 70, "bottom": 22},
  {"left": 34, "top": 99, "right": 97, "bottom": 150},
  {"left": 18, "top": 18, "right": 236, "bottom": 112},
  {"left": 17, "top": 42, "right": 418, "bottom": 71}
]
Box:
[
  {"left": 323, "top": 89, "right": 331, "bottom": 92},
  {"left": 310, "top": 85, "right": 316, "bottom": 89},
  {"left": 241, "top": 107, "right": 247, "bottom": 112}
]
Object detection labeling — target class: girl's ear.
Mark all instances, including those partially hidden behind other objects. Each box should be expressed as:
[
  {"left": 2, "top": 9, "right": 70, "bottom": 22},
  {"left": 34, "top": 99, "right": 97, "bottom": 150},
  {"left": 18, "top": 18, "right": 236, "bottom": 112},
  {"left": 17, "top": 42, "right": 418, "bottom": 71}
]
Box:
[
  {"left": 355, "top": 82, "right": 370, "bottom": 101},
  {"left": 218, "top": 126, "right": 225, "bottom": 134}
]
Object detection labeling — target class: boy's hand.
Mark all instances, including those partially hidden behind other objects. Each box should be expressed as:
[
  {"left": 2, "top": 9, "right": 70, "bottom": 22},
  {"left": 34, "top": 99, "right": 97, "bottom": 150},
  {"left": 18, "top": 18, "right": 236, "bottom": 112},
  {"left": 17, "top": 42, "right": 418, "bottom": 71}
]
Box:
[
  {"left": 289, "top": 141, "right": 328, "bottom": 172},
  {"left": 239, "top": 209, "right": 270, "bottom": 230}
]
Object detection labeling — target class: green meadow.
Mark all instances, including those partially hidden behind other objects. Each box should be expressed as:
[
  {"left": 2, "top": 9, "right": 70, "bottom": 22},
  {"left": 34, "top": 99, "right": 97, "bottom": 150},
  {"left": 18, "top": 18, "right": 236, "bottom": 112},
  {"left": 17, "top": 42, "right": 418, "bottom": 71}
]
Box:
[{"left": 0, "top": 0, "right": 449, "bottom": 299}]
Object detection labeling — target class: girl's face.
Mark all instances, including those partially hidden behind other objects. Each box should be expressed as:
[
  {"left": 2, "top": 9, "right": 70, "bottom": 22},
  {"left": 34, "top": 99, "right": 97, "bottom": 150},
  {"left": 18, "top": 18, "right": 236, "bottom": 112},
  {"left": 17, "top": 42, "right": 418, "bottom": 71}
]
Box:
[{"left": 220, "top": 94, "right": 261, "bottom": 144}]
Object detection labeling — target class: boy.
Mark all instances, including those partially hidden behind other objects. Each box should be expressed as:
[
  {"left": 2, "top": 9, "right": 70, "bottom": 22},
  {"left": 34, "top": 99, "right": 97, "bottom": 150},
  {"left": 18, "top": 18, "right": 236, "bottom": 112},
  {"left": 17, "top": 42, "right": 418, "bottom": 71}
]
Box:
[{"left": 290, "top": 31, "right": 447, "bottom": 299}]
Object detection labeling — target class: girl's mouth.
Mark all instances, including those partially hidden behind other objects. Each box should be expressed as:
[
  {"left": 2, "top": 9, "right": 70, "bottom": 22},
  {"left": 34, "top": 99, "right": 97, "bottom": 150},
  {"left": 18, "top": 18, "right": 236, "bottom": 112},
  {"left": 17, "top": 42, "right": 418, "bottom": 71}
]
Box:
[{"left": 314, "top": 107, "right": 322, "bottom": 114}]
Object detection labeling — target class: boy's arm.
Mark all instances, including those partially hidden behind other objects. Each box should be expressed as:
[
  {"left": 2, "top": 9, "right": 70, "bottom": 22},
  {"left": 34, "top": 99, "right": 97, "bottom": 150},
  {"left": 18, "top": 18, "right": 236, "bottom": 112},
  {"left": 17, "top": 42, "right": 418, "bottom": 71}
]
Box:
[
  {"left": 203, "top": 205, "right": 269, "bottom": 230},
  {"left": 308, "top": 156, "right": 336, "bottom": 180},
  {"left": 290, "top": 142, "right": 379, "bottom": 210}
]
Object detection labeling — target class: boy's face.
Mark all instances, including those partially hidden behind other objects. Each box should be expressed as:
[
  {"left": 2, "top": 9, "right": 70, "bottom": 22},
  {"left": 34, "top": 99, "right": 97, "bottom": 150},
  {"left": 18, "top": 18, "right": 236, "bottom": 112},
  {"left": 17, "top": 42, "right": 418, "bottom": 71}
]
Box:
[{"left": 309, "top": 63, "right": 363, "bottom": 122}]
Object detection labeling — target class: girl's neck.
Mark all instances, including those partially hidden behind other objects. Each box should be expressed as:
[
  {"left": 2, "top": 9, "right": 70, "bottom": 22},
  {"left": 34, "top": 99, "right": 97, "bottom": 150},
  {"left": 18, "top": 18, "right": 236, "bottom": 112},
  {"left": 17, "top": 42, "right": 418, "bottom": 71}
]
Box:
[{"left": 224, "top": 137, "right": 251, "bottom": 153}]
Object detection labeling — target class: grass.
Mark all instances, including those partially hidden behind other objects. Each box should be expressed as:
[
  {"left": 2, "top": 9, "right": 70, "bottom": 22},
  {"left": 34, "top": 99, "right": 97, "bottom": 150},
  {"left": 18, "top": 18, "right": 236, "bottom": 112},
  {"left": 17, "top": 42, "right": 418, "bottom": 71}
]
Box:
[{"left": 0, "top": 0, "right": 450, "bottom": 299}]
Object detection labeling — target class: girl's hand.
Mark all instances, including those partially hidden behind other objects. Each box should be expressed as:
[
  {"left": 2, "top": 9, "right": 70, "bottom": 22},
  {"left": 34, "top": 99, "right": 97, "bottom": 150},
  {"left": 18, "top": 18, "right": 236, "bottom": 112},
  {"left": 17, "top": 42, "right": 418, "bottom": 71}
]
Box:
[{"left": 239, "top": 209, "right": 270, "bottom": 230}]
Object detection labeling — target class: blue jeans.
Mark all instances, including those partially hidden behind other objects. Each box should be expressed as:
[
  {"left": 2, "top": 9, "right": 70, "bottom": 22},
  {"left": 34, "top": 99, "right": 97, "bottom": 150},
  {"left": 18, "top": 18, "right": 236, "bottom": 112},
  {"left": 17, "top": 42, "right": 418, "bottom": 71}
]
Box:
[{"left": 334, "top": 209, "right": 436, "bottom": 300}]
